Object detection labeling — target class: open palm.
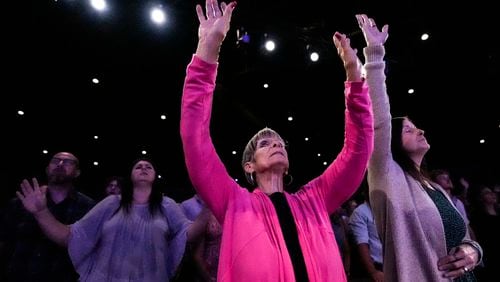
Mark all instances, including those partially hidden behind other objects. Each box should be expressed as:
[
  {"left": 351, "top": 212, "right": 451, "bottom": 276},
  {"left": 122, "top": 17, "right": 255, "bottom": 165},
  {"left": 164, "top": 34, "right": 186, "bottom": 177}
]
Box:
[
  {"left": 196, "top": 0, "right": 236, "bottom": 44},
  {"left": 17, "top": 178, "right": 48, "bottom": 214},
  {"left": 356, "top": 14, "right": 389, "bottom": 47}
]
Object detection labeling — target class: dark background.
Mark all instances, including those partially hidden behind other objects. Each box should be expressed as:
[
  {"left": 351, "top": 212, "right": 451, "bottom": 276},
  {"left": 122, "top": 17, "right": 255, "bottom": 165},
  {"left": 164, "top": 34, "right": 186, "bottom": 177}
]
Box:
[{"left": 2, "top": 0, "right": 498, "bottom": 204}]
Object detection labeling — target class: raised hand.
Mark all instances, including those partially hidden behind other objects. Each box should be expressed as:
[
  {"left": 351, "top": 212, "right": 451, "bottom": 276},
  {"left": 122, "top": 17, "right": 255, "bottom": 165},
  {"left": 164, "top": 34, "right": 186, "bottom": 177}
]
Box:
[
  {"left": 17, "top": 178, "right": 48, "bottom": 214},
  {"left": 195, "top": 0, "right": 237, "bottom": 63},
  {"left": 355, "top": 14, "right": 389, "bottom": 47},
  {"left": 333, "top": 32, "right": 362, "bottom": 82}
]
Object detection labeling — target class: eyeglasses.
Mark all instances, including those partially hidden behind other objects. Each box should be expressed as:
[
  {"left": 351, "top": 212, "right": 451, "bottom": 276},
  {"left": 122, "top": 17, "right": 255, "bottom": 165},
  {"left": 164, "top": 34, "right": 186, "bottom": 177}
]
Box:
[
  {"left": 50, "top": 157, "right": 77, "bottom": 166},
  {"left": 256, "top": 138, "right": 287, "bottom": 149}
]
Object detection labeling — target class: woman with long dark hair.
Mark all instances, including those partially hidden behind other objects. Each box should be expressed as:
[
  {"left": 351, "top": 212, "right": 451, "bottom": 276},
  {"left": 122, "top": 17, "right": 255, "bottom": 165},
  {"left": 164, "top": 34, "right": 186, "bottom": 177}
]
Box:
[
  {"left": 358, "top": 13, "right": 483, "bottom": 281},
  {"left": 17, "top": 158, "right": 208, "bottom": 281}
]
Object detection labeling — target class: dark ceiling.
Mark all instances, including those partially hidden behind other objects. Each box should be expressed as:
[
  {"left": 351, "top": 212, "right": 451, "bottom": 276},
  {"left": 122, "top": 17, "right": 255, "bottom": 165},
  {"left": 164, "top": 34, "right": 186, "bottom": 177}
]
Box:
[{"left": 3, "top": 0, "right": 498, "bottom": 203}]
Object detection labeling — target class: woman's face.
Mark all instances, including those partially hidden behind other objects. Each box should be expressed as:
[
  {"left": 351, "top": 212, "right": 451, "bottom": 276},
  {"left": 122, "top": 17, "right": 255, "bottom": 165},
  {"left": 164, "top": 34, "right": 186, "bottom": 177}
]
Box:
[
  {"left": 401, "top": 118, "right": 430, "bottom": 155},
  {"left": 131, "top": 160, "right": 156, "bottom": 184},
  {"left": 251, "top": 137, "right": 289, "bottom": 173}
]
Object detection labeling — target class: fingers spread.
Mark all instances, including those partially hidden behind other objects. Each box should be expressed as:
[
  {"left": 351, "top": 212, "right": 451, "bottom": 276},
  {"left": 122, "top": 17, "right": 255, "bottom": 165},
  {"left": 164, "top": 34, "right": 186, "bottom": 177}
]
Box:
[
  {"left": 214, "top": 1, "right": 223, "bottom": 17},
  {"left": 333, "top": 33, "right": 340, "bottom": 48},
  {"left": 223, "top": 1, "right": 236, "bottom": 19},
  {"left": 33, "top": 177, "right": 40, "bottom": 191},
  {"left": 205, "top": 0, "right": 215, "bottom": 19},
  {"left": 356, "top": 14, "right": 368, "bottom": 27},
  {"left": 16, "top": 191, "right": 25, "bottom": 201},
  {"left": 20, "top": 179, "right": 32, "bottom": 196},
  {"left": 196, "top": 5, "right": 206, "bottom": 22}
]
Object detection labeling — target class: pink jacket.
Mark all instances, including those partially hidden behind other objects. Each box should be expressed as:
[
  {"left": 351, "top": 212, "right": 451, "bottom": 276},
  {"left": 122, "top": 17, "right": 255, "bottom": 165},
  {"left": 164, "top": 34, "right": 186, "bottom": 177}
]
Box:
[{"left": 181, "top": 55, "right": 373, "bottom": 281}]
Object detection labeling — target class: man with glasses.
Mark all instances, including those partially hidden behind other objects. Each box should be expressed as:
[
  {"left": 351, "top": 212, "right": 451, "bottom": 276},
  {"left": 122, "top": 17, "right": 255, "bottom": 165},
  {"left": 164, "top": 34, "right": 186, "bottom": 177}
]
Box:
[{"left": 0, "top": 152, "right": 95, "bottom": 282}]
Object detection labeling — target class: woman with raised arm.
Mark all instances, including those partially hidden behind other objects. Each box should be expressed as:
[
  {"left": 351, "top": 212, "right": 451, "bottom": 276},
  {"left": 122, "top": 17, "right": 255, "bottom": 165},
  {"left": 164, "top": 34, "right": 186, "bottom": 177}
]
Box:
[
  {"left": 180, "top": 1, "right": 374, "bottom": 280},
  {"left": 358, "top": 13, "right": 482, "bottom": 281}
]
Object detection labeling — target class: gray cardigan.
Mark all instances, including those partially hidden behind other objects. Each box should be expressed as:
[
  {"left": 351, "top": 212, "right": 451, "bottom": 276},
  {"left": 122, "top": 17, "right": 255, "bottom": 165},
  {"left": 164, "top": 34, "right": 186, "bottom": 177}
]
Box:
[{"left": 364, "top": 45, "right": 481, "bottom": 282}]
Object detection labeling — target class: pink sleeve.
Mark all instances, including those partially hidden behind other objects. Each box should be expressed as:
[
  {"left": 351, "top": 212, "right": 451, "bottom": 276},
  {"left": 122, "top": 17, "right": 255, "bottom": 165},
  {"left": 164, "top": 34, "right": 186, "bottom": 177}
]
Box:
[
  {"left": 304, "top": 81, "right": 374, "bottom": 214},
  {"left": 180, "top": 55, "right": 239, "bottom": 223}
]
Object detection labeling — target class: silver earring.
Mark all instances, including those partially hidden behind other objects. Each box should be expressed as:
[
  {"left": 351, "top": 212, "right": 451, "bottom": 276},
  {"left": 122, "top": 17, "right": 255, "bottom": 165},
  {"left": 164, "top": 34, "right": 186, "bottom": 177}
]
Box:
[
  {"left": 247, "top": 173, "right": 255, "bottom": 186},
  {"left": 284, "top": 173, "right": 293, "bottom": 186}
]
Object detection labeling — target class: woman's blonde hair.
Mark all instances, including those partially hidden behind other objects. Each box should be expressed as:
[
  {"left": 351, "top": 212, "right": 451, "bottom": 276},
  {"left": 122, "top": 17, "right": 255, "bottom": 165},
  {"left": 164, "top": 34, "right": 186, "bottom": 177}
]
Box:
[{"left": 241, "top": 128, "right": 283, "bottom": 185}]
